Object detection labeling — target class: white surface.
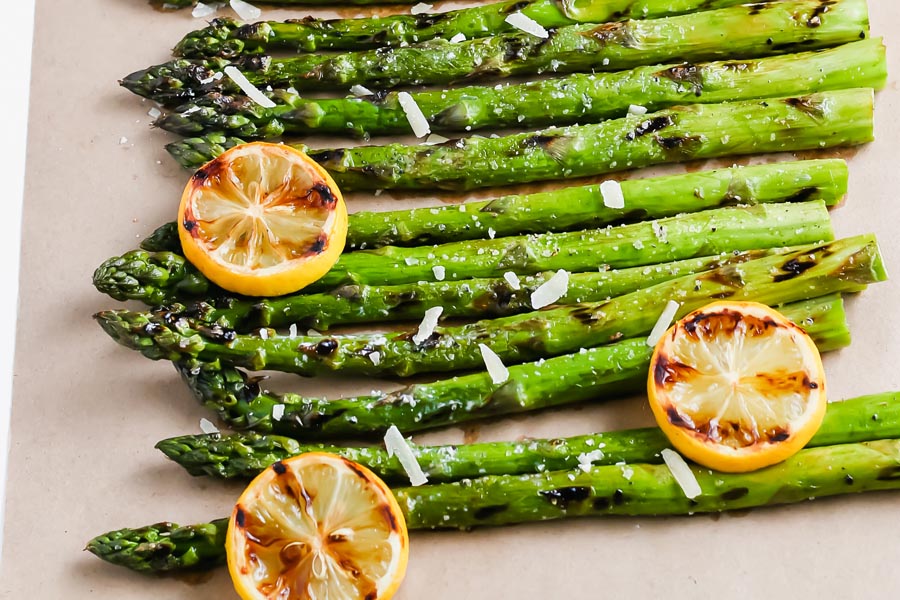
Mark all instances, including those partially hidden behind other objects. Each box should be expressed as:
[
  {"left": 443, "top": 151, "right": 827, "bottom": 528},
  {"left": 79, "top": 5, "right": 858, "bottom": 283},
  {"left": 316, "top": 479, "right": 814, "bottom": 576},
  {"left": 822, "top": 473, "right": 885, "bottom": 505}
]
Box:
[{"left": 0, "top": 1, "right": 35, "bottom": 553}]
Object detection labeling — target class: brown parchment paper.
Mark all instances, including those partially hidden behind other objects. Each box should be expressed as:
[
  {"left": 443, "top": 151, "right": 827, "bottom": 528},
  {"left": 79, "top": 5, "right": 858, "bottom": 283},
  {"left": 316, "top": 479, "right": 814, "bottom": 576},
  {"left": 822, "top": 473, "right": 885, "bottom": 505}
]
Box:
[{"left": 3, "top": 1, "right": 900, "bottom": 597}]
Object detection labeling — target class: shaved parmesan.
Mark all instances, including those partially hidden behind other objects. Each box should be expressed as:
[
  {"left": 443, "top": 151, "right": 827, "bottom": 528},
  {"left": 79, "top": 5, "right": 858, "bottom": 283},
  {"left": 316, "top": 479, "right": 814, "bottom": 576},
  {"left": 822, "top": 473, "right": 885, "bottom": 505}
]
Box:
[
  {"left": 397, "top": 92, "right": 431, "bottom": 138},
  {"left": 448, "top": 32, "right": 466, "bottom": 43},
  {"left": 147, "top": 107, "right": 162, "bottom": 119},
  {"left": 410, "top": 2, "right": 433, "bottom": 14},
  {"left": 199, "top": 418, "right": 219, "bottom": 434},
  {"left": 531, "top": 269, "right": 569, "bottom": 309},
  {"left": 230, "top": 0, "right": 261, "bottom": 20},
  {"left": 504, "top": 12, "right": 549, "bottom": 39},
  {"left": 288, "top": 323, "right": 298, "bottom": 338},
  {"left": 628, "top": 104, "right": 648, "bottom": 116},
  {"left": 600, "top": 180, "right": 625, "bottom": 209},
  {"left": 272, "top": 404, "right": 285, "bottom": 421},
  {"left": 223, "top": 66, "right": 275, "bottom": 108},
  {"left": 425, "top": 133, "right": 450, "bottom": 145},
  {"left": 192, "top": 2, "right": 219, "bottom": 17},
  {"left": 369, "top": 351, "right": 382, "bottom": 366},
  {"left": 662, "top": 448, "right": 702, "bottom": 499},
  {"left": 412, "top": 306, "right": 443, "bottom": 344},
  {"left": 647, "top": 300, "right": 680, "bottom": 347},
  {"left": 350, "top": 84, "right": 374, "bottom": 97},
  {"left": 478, "top": 344, "right": 509, "bottom": 384},
  {"left": 384, "top": 426, "right": 428, "bottom": 486},
  {"left": 503, "top": 271, "right": 521, "bottom": 290},
  {"left": 432, "top": 265, "right": 446, "bottom": 281}
]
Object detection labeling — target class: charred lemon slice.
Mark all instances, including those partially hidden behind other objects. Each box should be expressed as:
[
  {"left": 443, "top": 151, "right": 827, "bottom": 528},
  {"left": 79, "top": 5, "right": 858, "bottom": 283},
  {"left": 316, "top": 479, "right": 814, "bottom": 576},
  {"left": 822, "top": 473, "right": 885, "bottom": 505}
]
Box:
[
  {"left": 178, "top": 142, "right": 347, "bottom": 297},
  {"left": 226, "top": 453, "right": 409, "bottom": 600},
  {"left": 648, "top": 301, "right": 826, "bottom": 473}
]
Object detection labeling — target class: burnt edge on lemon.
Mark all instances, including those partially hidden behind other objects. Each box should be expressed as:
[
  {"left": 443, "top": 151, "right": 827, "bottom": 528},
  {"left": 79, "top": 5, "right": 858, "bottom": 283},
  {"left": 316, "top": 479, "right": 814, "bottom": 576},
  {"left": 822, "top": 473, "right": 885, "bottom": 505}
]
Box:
[{"left": 649, "top": 302, "right": 826, "bottom": 472}]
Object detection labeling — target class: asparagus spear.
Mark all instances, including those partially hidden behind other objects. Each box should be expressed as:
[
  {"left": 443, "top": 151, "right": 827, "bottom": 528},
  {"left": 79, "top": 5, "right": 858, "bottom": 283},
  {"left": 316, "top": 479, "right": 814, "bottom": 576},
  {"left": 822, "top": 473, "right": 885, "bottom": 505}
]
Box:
[
  {"left": 95, "top": 200, "right": 834, "bottom": 304},
  {"left": 126, "top": 0, "right": 869, "bottom": 103},
  {"left": 160, "top": 389, "right": 900, "bottom": 482},
  {"left": 168, "top": 247, "right": 798, "bottom": 331},
  {"left": 168, "top": 89, "right": 875, "bottom": 188},
  {"left": 174, "top": 0, "right": 755, "bottom": 57},
  {"left": 87, "top": 438, "right": 900, "bottom": 572},
  {"left": 95, "top": 234, "right": 883, "bottom": 378},
  {"left": 141, "top": 159, "right": 848, "bottom": 253},
  {"left": 173, "top": 294, "right": 851, "bottom": 439},
  {"left": 160, "top": 40, "right": 887, "bottom": 138}
]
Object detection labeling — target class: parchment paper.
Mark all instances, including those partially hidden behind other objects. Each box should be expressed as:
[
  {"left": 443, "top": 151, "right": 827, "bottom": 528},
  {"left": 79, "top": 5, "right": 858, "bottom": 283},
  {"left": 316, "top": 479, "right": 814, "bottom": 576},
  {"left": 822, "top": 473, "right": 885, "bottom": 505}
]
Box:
[{"left": 2, "top": 1, "right": 900, "bottom": 597}]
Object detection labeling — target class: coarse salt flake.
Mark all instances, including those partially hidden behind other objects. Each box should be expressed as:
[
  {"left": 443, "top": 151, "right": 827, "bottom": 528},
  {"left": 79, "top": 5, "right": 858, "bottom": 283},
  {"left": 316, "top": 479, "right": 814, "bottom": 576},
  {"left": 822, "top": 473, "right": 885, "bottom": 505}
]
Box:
[
  {"left": 119, "top": 136, "right": 128, "bottom": 145},
  {"left": 147, "top": 107, "right": 162, "bottom": 119},
  {"left": 199, "top": 418, "right": 219, "bottom": 434},
  {"left": 272, "top": 404, "right": 285, "bottom": 421},
  {"left": 410, "top": 2, "right": 433, "bottom": 14},
  {"left": 350, "top": 84, "right": 374, "bottom": 97},
  {"left": 504, "top": 12, "right": 549, "bottom": 38},
  {"left": 576, "top": 450, "right": 605, "bottom": 473},
  {"left": 230, "top": 0, "right": 261, "bottom": 20},
  {"left": 259, "top": 328, "right": 268, "bottom": 340},
  {"left": 412, "top": 306, "right": 443, "bottom": 344},
  {"left": 647, "top": 300, "right": 680, "bottom": 347},
  {"left": 223, "top": 66, "right": 275, "bottom": 108},
  {"left": 369, "top": 351, "right": 382, "bottom": 366},
  {"left": 662, "top": 448, "right": 702, "bottom": 499},
  {"left": 397, "top": 92, "right": 430, "bottom": 138},
  {"left": 503, "top": 272, "right": 521, "bottom": 290},
  {"left": 425, "top": 133, "right": 449, "bottom": 145},
  {"left": 599, "top": 180, "right": 625, "bottom": 209},
  {"left": 432, "top": 265, "right": 446, "bottom": 281},
  {"left": 288, "top": 323, "right": 298, "bottom": 338},
  {"left": 192, "top": 2, "right": 219, "bottom": 18},
  {"left": 531, "top": 269, "right": 569, "bottom": 309},
  {"left": 384, "top": 425, "right": 429, "bottom": 486},
  {"left": 448, "top": 32, "right": 466, "bottom": 43},
  {"left": 478, "top": 343, "right": 509, "bottom": 384},
  {"left": 628, "top": 104, "right": 648, "bottom": 116}
]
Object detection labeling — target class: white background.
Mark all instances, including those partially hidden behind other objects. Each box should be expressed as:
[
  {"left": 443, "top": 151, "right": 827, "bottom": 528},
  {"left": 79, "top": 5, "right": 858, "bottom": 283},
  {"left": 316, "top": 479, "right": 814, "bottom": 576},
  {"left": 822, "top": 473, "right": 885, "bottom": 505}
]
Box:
[{"left": 0, "top": 1, "right": 35, "bottom": 552}]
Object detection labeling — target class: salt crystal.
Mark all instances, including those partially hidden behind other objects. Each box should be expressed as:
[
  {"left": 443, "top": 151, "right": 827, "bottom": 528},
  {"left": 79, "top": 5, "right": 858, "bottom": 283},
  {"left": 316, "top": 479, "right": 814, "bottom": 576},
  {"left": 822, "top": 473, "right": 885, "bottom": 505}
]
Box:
[
  {"left": 199, "top": 418, "right": 219, "bottom": 434},
  {"left": 369, "top": 351, "right": 382, "bottom": 365},
  {"left": 503, "top": 272, "right": 521, "bottom": 290},
  {"left": 425, "top": 133, "right": 449, "bottom": 145},
  {"left": 410, "top": 2, "right": 433, "bottom": 14},
  {"left": 192, "top": 2, "right": 219, "bottom": 17},
  {"left": 448, "top": 32, "right": 466, "bottom": 43},
  {"left": 350, "top": 84, "right": 374, "bottom": 97},
  {"left": 432, "top": 265, "right": 446, "bottom": 281},
  {"left": 272, "top": 404, "right": 285, "bottom": 421},
  {"left": 147, "top": 107, "right": 162, "bottom": 119},
  {"left": 628, "top": 104, "right": 648, "bottom": 116}
]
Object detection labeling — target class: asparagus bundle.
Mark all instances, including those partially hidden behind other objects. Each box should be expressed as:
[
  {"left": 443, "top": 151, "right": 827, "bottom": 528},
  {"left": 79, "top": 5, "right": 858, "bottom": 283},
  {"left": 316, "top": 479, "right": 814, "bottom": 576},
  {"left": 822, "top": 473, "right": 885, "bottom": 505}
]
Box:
[
  {"left": 169, "top": 89, "right": 875, "bottom": 189},
  {"left": 96, "top": 234, "right": 883, "bottom": 378},
  {"left": 141, "top": 159, "right": 849, "bottom": 253},
  {"left": 95, "top": 200, "right": 834, "bottom": 304},
  {"left": 160, "top": 40, "right": 887, "bottom": 138},
  {"left": 88, "top": 438, "right": 900, "bottom": 572},
  {"left": 174, "top": 0, "right": 754, "bottom": 57},
  {"left": 163, "top": 386, "right": 900, "bottom": 483},
  {"left": 126, "top": 0, "right": 869, "bottom": 103},
  {"left": 174, "top": 295, "right": 851, "bottom": 439},
  {"left": 161, "top": 0, "right": 745, "bottom": 10}
]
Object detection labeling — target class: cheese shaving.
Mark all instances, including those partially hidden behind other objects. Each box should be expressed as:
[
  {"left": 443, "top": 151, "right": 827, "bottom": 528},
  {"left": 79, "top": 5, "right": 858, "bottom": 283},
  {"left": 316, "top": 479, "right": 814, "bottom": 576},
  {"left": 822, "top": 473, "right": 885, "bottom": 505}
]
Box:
[
  {"left": 425, "top": 133, "right": 450, "bottom": 145},
  {"left": 412, "top": 306, "right": 443, "bottom": 344},
  {"left": 661, "top": 448, "right": 702, "bottom": 499},
  {"left": 199, "top": 418, "right": 219, "bottom": 434},
  {"left": 478, "top": 344, "right": 509, "bottom": 384},
  {"left": 504, "top": 12, "right": 549, "bottom": 39},
  {"left": 410, "top": 2, "right": 433, "bottom": 14},
  {"left": 272, "top": 404, "right": 285, "bottom": 421},
  {"left": 647, "top": 300, "right": 680, "bottom": 347},
  {"left": 448, "top": 32, "right": 466, "bottom": 43},
  {"left": 397, "top": 91, "right": 431, "bottom": 138},
  {"left": 503, "top": 272, "right": 521, "bottom": 290},
  {"left": 432, "top": 265, "right": 446, "bottom": 281},
  {"left": 350, "top": 84, "right": 374, "bottom": 97},
  {"left": 384, "top": 425, "right": 429, "bottom": 486},
  {"left": 192, "top": 2, "right": 219, "bottom": 17},
  {"left": 230, "top": 0, "right": 261, "bottom": 20},
  {"left": 531, "top": 269, "right": 569, "bottom": 309},
  {"left": 223, "top": 66, "right": 275, "bottom": 108},
  {"left": 628, "top": 104, "right": 648, "bottom": 116},
  {"left": 599, "top": 180, "right": 625, "bottom": 209}
]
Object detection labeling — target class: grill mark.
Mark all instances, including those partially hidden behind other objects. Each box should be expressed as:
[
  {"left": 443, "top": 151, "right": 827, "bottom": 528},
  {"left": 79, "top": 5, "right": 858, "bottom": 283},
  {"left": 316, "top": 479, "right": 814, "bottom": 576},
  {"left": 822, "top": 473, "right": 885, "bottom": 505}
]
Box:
[
  {"left": 721, "top": 487, "right": 749, "bottom": 501},
  {"left": 785, "top": 186, "right": 819, "bottom": 203},
  {"left": 315, "top": 338, "right": 338, "bottom": 356},
  {"left": 773, "top": 256, "right": 817, "bottom": 282},
  {"left": 625, "top": 115, "right": 673, "bottom": 141},
  {"left": 473, "top": 504, "right": 509, "bottom": 520},
  {"left": 655, "top": 64, "right": 703, "bottom": 96},
  {"left": 784, "top": 96, "right": 826, "bottom": 118},
  {"left": 585, "top": 21, "right": 635, "bottom": 47},
  {"left": 539, "top": 486, "right": 592, "bottom": 509},
  {"left": 805, "top": 0, "right": 837, "bottom": 27}
]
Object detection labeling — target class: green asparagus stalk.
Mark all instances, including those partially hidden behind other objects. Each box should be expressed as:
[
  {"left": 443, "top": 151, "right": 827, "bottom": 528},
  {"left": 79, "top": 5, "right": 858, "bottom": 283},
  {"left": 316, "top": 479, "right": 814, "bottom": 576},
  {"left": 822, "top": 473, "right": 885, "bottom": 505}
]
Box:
[
  {"left": 173, "top": 294, "right": 850, "bottom": 439},
  {"left": 169, "top": 247, "right": 798, "bottom": 331},
  {"left": 168, "top": 89, "right": 875, "bottom": 189},
  {"left": 140, "top": 159, "right": 848, "bottom": 253},
  {"left": 126, "top": 0, "right": 869, "bottom": 103},
  {"left": 174, "top": 0, "right": 756, "bottom": 57},
  {"left": 87, "top": 438, "right": 900, "bottom": 572},
  {"left": 96, "top": 200, "right": 835, "bottom": 304},
  {"left": 95, "top": 234, "right": 883, "bottom": 378},
  {"left": 160, "top": 40, "right": 887, "bottom": 138},
  {"left": 160, "top": 389, "right": 900, "bottom": 482}
]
